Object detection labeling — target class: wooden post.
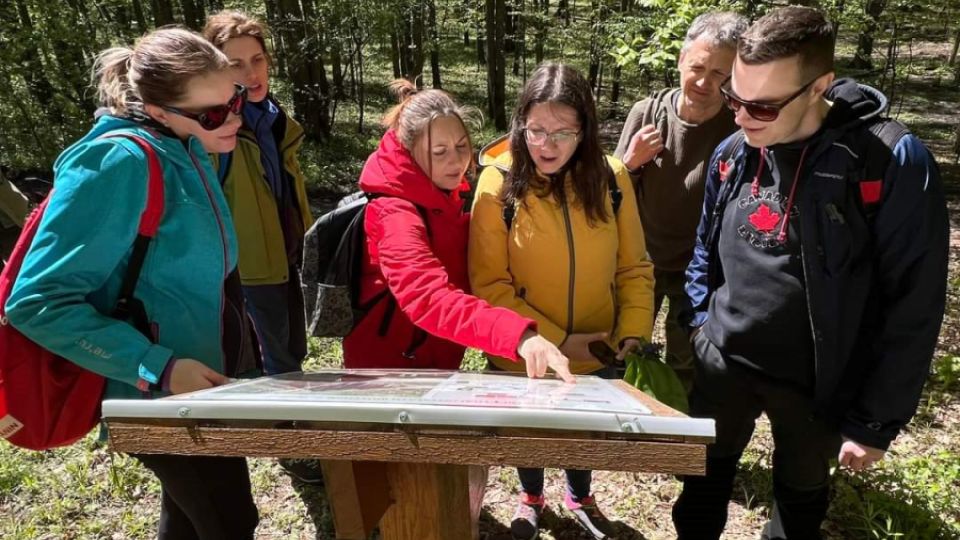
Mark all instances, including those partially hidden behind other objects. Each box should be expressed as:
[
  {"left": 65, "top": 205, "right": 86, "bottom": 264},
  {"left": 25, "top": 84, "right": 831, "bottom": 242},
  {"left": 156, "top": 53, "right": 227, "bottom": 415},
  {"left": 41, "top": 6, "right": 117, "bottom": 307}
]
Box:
[
  {"left": 321, "top": 461, "right": 391, "bottom": 539},
  {"left": 379, "top": 463, "right": 488, "bottom": 540}
]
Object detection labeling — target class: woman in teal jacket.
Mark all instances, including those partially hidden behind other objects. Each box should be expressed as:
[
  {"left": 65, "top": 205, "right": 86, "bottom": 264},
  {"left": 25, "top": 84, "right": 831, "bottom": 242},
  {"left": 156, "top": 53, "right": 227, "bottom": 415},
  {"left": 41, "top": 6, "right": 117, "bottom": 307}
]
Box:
[
  {"left": 5, "top": 28, "right": 260, "bottom": 540},
  {"left": 204, "top": 11, "right": 313, "bottom": 377}
]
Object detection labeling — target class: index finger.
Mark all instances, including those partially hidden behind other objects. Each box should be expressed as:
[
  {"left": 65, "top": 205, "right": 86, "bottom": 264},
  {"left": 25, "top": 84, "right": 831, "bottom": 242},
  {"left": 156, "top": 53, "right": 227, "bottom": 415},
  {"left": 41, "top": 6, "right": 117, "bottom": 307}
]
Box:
[{"left": 553, "top": 363, "right": 576, "bottom": 384}]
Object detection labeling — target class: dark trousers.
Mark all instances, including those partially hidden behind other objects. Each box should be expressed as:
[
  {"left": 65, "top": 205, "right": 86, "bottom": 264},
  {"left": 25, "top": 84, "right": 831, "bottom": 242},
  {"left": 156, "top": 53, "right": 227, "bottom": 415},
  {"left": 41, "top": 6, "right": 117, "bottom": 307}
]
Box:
[
  {"left": 517, "top": 365, "right": 618, "bottom": 500},
  {"left": 133, "top": 454, "right": 259, "bottom": 540},
  {"left": 244, "top": 270, "right": 308, "bottom": 375},
  {"left": 672, "top": 332, "right": 841, "bottom": 540},
  {"left": 653, "top": 269, "right": 696, "bottom": 392}
]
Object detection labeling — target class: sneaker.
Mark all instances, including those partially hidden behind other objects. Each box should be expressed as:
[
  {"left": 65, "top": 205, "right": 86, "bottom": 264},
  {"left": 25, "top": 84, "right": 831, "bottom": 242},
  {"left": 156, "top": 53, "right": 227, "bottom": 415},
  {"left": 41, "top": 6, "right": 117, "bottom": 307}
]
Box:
[
  {"left": 564, "top": 492, "right": 615, "bottom": 539},
  {"left": 278, "top": 458, "right": 325, "bottom": 485},
  {"left": 510, "top": 492, "right": 545, "bottom": 540}
]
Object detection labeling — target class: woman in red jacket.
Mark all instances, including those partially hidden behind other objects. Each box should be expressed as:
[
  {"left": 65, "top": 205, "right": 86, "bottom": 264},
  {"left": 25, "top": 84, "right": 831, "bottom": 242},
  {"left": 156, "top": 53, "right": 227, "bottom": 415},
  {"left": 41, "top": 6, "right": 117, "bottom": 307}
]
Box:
[{"left": 343, "top": 80, "right": 571, "bottom": 381}]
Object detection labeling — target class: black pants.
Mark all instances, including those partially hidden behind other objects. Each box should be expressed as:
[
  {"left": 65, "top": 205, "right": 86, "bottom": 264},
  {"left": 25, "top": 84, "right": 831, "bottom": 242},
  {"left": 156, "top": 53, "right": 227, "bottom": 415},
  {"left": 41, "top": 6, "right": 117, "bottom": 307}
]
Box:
[
  {"left": 672, "top": 332, "right": 841, "bottom": 540},
  {"left": 133, "top": 454, "right": 259, "bottom": 540}
]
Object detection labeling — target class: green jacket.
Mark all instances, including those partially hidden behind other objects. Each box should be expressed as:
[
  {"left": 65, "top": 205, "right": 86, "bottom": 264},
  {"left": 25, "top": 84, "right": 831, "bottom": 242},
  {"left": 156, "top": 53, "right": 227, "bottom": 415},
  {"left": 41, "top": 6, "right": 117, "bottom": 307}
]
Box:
[{"left": 213, "top": 108, "right": 313, "bottom": 285}]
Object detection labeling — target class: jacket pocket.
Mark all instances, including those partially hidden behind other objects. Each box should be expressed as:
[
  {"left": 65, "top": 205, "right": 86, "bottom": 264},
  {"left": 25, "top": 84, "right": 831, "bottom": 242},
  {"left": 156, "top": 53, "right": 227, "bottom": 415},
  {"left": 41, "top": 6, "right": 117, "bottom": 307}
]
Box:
[{"left": 816, "top": 200, "right": 853, "bottom": 277}]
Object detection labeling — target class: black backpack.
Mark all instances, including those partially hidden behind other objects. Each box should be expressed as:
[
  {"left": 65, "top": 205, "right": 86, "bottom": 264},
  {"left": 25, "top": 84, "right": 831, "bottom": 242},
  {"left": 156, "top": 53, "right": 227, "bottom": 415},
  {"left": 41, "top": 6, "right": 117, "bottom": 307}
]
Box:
[{"left": 301, "top": 192, "right": 427, "bottom": 338}]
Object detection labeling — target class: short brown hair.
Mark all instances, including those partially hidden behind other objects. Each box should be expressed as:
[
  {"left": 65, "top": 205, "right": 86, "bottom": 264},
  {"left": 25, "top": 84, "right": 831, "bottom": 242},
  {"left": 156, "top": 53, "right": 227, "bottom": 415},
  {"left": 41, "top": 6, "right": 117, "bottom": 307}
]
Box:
[
  {"left": 738, "top": 6, "right": 835, "bottom": 81},
  {"left": 203, "top": 11, "right": 271, "bottom": 62}
]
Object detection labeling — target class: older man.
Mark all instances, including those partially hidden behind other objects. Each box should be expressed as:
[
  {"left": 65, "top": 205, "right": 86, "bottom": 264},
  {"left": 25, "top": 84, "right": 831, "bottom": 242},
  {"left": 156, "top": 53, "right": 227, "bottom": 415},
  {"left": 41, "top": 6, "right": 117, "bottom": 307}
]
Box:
[{"left": 614, "top": 11, "right": 747, "bottom": 390}]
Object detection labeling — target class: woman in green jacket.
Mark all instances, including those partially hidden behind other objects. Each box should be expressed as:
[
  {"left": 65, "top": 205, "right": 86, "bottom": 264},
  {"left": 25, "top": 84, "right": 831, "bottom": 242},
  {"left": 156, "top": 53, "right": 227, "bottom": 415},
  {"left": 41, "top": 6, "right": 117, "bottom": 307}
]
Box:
[{"left": 203, "top": 11, "right": 313, "bottom": 377}]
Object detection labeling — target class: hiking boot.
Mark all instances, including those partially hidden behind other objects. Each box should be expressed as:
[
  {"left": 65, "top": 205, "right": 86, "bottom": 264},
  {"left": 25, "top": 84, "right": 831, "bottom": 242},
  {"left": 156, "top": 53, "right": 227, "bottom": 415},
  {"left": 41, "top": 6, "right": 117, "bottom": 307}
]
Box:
[
  {"left": 564, "top": 492, "right": 615, "bottom": 539},
  {"left": 278, "top": 458, "right": 325, "bottom": 485},
  {"left": 510, "top": 492, "right": 545, "bottom": 540}
]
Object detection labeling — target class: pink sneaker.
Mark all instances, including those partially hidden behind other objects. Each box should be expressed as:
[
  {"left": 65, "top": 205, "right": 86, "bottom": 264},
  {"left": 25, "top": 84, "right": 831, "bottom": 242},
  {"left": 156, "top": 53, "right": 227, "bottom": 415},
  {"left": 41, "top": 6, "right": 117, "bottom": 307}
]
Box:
[
  {"left": 510, "top": 492, "right": 545, "bottom": 540},
  {"left": 564, "top": 492, "right": 615, "bottom": 539}
]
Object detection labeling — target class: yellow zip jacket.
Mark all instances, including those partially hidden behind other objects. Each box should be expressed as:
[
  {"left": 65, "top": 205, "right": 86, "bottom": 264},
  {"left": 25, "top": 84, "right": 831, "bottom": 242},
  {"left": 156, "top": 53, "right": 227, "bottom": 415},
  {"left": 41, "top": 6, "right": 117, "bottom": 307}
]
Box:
[
  {"left": 211, "top": 110, "right": 313, "bottom": 286},
  {"left": 469, "top": 151, "right": 655, "bottom": 374}
]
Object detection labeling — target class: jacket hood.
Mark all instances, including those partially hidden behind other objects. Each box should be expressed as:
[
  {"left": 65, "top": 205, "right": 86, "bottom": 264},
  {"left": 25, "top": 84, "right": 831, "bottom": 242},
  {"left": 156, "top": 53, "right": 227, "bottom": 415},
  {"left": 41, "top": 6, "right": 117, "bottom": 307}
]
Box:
[
  {"left": 55, "top": 114, "right": 205, "bottom": 176},
  {"left": 822, "top": 79, "right": 888, "bottom": 134},
  {"left": 359, "top": 129, "right": 469, "bottom": 211}
]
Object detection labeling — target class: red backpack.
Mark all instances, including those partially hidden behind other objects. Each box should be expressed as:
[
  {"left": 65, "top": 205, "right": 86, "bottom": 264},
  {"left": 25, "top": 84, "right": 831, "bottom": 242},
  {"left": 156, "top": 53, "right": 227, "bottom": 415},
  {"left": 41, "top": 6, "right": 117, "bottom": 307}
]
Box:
[{"left": 0, "top": 133, "right": 164, "bottom": 450}]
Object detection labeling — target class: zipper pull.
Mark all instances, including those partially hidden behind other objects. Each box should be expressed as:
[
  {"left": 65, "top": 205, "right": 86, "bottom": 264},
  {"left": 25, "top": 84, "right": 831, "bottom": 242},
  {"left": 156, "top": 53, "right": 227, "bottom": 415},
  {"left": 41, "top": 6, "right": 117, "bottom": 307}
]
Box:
[{"left": 825, "top": 203, "right": 845, "bottom": 224}]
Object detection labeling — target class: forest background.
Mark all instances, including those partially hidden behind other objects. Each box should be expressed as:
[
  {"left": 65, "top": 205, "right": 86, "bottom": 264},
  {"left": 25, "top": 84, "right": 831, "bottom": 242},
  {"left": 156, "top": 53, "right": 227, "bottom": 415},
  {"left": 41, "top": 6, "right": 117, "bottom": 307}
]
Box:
[{"left": 1, "top": 0, "right": 959, "bottom": 538}]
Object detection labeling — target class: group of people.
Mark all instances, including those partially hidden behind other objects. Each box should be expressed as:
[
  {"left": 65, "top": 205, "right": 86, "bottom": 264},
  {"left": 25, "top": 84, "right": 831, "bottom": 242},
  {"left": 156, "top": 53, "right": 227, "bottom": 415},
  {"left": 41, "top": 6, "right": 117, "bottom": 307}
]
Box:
[{"left": 2, "top": 4, "right": 948, "bottom": 540}]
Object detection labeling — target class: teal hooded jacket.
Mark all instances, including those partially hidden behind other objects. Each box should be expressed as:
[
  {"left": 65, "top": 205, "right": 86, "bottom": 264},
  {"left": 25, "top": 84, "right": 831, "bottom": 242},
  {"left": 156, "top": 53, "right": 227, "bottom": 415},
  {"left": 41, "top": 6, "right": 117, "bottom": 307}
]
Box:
[{"left": 5, "top": 115, "right": 242, "bottom": 402}]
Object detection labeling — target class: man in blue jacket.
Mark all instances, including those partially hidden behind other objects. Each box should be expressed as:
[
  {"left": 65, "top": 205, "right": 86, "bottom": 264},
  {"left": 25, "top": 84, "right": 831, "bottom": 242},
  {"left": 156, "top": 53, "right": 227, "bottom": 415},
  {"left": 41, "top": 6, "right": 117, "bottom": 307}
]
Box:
[{"left": 674, "top": 6, "right": 949, "bottom": 539}]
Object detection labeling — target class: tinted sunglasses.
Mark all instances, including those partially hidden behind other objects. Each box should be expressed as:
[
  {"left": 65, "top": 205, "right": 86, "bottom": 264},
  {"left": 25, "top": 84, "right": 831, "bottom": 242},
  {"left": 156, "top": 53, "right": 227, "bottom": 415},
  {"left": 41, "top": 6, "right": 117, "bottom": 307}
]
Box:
[
  {"left": 719, "top": 77, "right": 818, "bottom": 122},
  {"left": 162, "top": 84, "right": 247, "bottom": 130}
]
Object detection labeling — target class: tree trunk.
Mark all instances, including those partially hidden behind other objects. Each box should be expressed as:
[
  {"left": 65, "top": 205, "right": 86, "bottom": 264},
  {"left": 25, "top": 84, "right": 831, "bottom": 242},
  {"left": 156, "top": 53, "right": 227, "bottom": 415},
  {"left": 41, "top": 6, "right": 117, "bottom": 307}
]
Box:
[
  {"left": 412, "top": 1, "right": 426, "bottom": 86},
  {"left": 486, "top": 0, "right": 507, "bottom": 130},
  {"left": 477, "top": 0, "right": 486, "bottom": 66},
  {"left": 332, "top": 42, "right": 346, "bottom": 98},
  {"left": 151, "top": 0, "right": 176, "bottom": 26},
  {"left": 535, "top": 0, "right": 548, "bottom": 64},
  {"left": 557, "top": 0, "right": 570, "bottom": 26},
  {"left": 352, "top": 15, "right": 366, "bottom": 133},
  {"left": 390, "top": 31, "right": 402, "bottom": 78},
  {"left": 262, "top": 0, "right": 287, "bottom": 76},
  {"left": 429, "top": 0, "right": 442, "bottom": 88},
  {"left": 13, "top": 0, "right": 57, "bottom": 111},
  {"left": 587, "top": 0, "right": 601, "bottom": 89},
  {"left": 131, "top": 0, "right": 149, "bottom": 33},
  {"left": 276, "top": 0, "right": 331, "bottom": 141},
  {"left": 852, "top": 0, "right": 888, "bottom": 69},
  {"left": 950, "top": 26, "right": 960, "bottom": 66},
  {"left": 180, "top": 0, "right": 205, "bottom": 30},
  {"left": 513, "top": 0, "right": 524, "bottom": 76}
]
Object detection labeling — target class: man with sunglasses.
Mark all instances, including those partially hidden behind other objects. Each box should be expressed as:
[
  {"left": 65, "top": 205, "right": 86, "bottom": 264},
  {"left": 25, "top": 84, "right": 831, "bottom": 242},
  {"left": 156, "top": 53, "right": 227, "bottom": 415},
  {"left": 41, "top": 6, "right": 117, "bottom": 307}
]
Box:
[
  {"left": 614, "top": 11, "right": 746, "bottom": 392},
  {"left": 674, "top": 7, "right": 948, "bottom": 539}
]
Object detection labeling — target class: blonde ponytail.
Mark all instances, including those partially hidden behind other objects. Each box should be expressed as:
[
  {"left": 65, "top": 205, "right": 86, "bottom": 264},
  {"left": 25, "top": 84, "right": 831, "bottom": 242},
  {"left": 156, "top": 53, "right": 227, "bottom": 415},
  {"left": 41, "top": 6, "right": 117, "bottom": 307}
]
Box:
[{"left": 93, "top": 47, "right": 138, "bottom": 115}]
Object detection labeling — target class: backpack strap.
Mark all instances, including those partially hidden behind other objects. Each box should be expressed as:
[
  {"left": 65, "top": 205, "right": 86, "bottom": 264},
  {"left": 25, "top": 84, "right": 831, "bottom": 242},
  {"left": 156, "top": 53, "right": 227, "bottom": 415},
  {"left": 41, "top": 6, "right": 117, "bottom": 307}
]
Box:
[
  {"left": 502, "top": 168, "right": 622, "bottom": 230},
  {"left": 100, "top": 134, "right": 165, "bottom": 341},
  {"left": 857, "top": 119, "right": 909, "bottom": 219},
  {"left": 716, "top": 130, "right": 747, "bottom": 182}
]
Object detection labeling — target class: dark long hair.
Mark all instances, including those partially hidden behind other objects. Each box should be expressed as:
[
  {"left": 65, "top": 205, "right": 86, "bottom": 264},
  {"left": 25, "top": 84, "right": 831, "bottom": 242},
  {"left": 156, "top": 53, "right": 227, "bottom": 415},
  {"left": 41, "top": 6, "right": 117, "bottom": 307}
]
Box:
[{"left": 503, "top": 62, "right": 614, "bottom": 225}]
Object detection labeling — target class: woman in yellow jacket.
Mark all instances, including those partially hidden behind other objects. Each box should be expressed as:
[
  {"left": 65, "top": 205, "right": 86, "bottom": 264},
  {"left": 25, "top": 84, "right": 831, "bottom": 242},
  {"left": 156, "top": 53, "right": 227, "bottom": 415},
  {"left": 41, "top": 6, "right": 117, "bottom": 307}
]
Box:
[{"left": 469, "top": 63, "right": 655, "bottom": 540}]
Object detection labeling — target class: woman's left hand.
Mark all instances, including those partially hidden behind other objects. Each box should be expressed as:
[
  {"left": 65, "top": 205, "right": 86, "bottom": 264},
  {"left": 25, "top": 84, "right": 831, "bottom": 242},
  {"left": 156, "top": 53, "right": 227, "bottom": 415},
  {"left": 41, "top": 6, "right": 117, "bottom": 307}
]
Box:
[{"left": 617, "top": 338, "right": 642, "bottom": 361}]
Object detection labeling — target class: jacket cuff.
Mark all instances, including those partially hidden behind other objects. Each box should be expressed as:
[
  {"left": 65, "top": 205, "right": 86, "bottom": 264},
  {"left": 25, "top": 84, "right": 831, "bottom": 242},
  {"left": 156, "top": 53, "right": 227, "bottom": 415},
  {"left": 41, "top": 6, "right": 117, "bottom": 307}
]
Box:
[
  {"left": 502, "top": 319, "right": 537, "bottom": 362},
  {"left": 840, "top": 418, "right": 897, "bottom": 451},
  {"left": 136, "top": 345, "right": 176, "bottom": 392}
]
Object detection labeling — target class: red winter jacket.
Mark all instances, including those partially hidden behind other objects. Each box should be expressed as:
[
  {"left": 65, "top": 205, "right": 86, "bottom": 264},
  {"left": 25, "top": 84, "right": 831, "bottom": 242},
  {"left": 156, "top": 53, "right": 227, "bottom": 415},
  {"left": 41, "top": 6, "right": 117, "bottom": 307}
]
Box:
[{"left": 342, "top": 130, "right": 534, "bottom": 369}]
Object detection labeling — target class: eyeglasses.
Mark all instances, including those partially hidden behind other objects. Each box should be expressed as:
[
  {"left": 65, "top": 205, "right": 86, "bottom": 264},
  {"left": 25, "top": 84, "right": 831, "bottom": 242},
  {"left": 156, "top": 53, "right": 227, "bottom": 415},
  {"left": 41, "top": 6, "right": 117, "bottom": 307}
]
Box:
[
  {"left": 523, "top": 127, "right": 580, "bottom": 147},
  {"left": 719, "top": 76, "right": 819, "bottom": 122},
  {"left": 162, "top": 84, "right": 247, "bottom": 130}
]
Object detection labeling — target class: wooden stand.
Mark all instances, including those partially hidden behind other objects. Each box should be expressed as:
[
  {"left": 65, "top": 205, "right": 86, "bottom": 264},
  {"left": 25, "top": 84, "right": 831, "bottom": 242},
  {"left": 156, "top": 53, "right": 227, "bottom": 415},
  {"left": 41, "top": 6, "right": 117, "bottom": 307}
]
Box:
[{"left": 105, "top": 381, "right": 710, "bottom": 540}]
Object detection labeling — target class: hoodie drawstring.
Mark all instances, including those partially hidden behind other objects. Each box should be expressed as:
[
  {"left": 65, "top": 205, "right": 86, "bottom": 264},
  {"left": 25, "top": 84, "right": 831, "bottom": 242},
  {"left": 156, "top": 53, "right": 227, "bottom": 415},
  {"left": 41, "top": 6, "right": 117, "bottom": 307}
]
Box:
[{"left": 750, "top": 145, "right": 810, "bottom": 244}]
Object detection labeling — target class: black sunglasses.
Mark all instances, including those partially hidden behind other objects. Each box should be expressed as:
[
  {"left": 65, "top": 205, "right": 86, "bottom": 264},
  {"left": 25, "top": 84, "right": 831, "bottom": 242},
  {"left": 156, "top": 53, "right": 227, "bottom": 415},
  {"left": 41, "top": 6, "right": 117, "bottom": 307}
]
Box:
[
  {"left": 719, "top": 77, "right": 819, "bottom": 122},
  {"left": 162, "top": 84, "right": 247, "bottom": 131}
]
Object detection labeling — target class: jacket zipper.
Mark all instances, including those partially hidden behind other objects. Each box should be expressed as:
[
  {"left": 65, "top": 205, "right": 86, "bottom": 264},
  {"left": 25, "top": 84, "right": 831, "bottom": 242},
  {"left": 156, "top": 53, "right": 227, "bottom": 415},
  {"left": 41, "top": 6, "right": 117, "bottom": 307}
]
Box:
[
  {"left": 561, "top": 199, "right": 576, "bottom": 336},
  {"left": 189, "top": 152, "right": 232, "bottom": 375}
]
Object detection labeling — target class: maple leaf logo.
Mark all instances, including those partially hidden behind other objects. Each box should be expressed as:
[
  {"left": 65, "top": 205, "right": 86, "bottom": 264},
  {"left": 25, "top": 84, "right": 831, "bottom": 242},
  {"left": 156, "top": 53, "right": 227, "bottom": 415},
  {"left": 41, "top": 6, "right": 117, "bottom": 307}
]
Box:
[{"left": 748, "top": 204, "right": 781, "bottom": 233}]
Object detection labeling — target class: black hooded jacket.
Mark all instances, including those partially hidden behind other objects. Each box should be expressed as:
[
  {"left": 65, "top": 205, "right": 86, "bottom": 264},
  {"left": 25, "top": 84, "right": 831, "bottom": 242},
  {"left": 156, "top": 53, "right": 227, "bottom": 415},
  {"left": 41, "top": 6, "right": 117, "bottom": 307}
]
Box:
[{"left": 684, "top": 79, "right": 950, "bottom": 450}]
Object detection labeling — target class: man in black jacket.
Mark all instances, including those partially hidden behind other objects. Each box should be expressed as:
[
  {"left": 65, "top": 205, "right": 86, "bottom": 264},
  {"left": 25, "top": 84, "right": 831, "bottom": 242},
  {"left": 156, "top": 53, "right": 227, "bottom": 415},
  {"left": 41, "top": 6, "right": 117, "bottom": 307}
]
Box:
[{"left": 673, "top": 6, "right": 949, "bottom": 540}]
